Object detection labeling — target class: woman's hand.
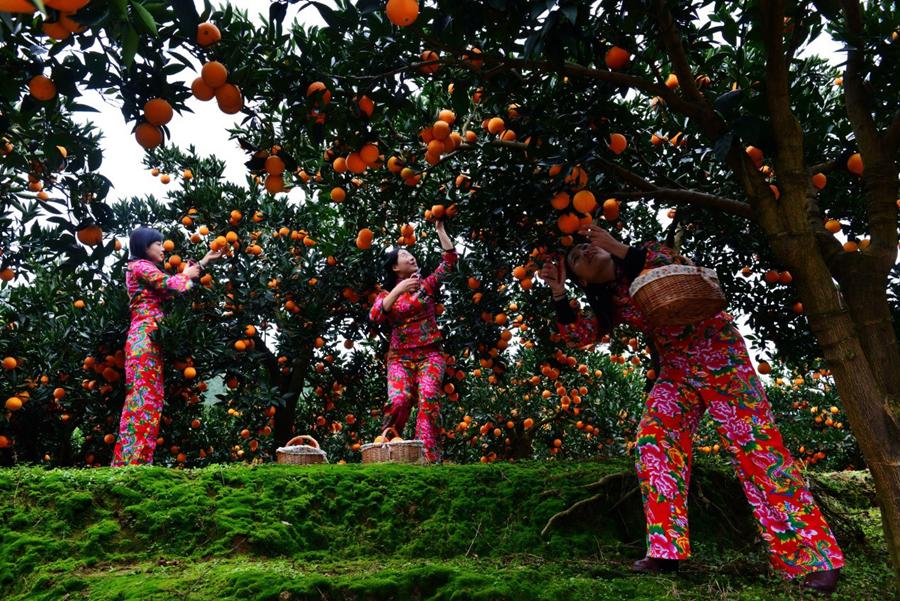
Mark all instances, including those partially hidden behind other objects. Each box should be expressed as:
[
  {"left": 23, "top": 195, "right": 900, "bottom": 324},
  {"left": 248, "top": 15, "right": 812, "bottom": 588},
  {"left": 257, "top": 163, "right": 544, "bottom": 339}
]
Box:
[
  {"left": 435, "top": 220, "right": 454, "bottom": 252},
  {"left": 200, "top": 247, "right": 226, "bottom": 267},
  {"left": 578, "top": 224, "right": 629, "bottom": 259},
  {"left": 182, "top": 263, "right": 201, "bottom": 280},
  {"left": 393, "top": 273, "right": 420, "bottom": 295},
  {"left": 539, "top": 257, "right": 566, "bottom": 297}
]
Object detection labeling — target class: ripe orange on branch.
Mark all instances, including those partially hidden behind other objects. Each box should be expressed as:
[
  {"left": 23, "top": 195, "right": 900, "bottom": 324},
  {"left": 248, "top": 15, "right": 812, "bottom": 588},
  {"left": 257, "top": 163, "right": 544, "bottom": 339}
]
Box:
[
  {"left": 385, "top": 0, "right": 418, "bottom": 26},
  {"left": 604, "top": 46, "right": 630, "bottom": 69},
  {"left": 196, "top": 22, "right": 221, "bottom": 47},
  {"left": 143, "top": 98, "right": 173, "bottom": 126},
  {"left": 28, "top": 75, "right": 56, "bottom": 101},
  {"left": 201, "top": 61, "right": 228, "bottom": 89},
  {"left": 135, "top": 123, "right": 163, "bottom": 149}
]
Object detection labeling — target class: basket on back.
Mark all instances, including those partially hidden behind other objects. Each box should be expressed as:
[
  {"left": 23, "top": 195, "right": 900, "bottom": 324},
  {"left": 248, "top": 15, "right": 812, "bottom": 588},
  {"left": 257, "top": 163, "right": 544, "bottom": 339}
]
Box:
[
  {"left": 629, "top": 264, "right": 727, "bottom": 329},
  {"left": 360, "top": 427, "right": 425, "bottom": 464},
  {"left": 275, "top": 435, "right": 328, "bottom": 465}
]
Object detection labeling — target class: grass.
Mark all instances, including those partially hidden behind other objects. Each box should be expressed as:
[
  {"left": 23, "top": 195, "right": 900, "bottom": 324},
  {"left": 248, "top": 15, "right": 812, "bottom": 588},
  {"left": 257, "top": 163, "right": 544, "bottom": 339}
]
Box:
[{"left": 0, "top": 460, "right": 893, "bottom": 600}]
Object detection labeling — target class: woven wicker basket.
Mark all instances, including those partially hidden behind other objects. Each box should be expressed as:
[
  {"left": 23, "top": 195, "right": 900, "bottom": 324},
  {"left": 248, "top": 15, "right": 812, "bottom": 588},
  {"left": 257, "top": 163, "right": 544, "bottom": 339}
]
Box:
[
  {"left": 275, "top": 435, "right": 328, "bottom": 465},
  {"left": 360, "top": 427, "right": 425, "bottom": 464},
  {"left": 629, "top": 264, "right": 726, "bottom": 328}
]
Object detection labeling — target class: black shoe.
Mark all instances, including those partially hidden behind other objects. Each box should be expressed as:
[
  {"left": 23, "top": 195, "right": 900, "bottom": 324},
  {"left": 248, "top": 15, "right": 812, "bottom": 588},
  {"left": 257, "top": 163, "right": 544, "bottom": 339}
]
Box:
[
  {"left": 802, "top": 568, "right": 840, "bottom": 595},
  {"left": 631, "top": 556, "right": 680, "bottom": 574}
]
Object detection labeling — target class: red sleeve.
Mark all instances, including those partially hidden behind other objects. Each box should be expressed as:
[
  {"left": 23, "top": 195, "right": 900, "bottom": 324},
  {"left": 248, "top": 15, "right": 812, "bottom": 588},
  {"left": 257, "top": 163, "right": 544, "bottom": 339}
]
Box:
[
  {"left": 422, "top": 250, "right": 458, "bottom": 296},
  {"left": 132, "top": 260, "right": 193, "bottom": 293},
  {"left": 369, "top": 291, "right": 390, "bottom": 324}
]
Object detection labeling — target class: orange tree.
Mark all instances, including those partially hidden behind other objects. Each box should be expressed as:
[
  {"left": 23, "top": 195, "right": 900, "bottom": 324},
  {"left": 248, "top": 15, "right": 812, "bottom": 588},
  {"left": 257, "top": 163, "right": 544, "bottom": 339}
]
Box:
[
  {"left": 0, "top": 0, "right": 896, "bottom": 582},
  {"left": 199, "top": 0, "right": 897, "bottom": 580}
]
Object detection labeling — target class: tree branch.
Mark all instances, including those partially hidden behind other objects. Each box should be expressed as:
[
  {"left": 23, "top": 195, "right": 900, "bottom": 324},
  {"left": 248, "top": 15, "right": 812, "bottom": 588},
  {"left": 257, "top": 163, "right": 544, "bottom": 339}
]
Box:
[
  {"left": 611, "top": 189, "right": 753, "bottom": 219},
  {"left": 655, "top": 0, "right": 706, "bottom": 105},
  {"left": 884, "top": 110, "right": 900, "bottom": 154},
  {"left": 839, "top": 0, "right": 881, "bottom": 155}
]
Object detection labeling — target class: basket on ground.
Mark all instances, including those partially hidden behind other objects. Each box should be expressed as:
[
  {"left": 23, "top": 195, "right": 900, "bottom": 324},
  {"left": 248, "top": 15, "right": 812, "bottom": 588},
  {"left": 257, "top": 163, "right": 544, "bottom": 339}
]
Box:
[
  {"left": 629, "top": 264, "right": 727, "bottom": 328},
  {"left": 276, "top": 435, "right": 328, "bottom": 465},
  {"left": 360, "top": 427, "right": 425, "bottom": 464}
]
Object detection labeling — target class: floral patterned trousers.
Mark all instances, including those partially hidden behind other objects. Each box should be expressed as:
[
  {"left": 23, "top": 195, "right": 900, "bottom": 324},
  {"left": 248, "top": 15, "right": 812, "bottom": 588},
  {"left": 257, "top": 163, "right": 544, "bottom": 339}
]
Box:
[
  {"left": 383, "top": 345, "right": 445, "bottom": 462},
  {"left": 112, "top": 319, "right": 164, "bottom": 466},
  {"left": 635, "top": 317, "right": 844, "bottom": 578}
]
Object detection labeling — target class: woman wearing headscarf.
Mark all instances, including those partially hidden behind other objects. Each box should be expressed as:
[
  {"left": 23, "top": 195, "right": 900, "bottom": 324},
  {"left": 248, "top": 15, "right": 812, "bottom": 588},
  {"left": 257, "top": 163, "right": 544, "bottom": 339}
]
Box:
[{"left": 111, "top": 227, "right": 222, "bottom": 466}]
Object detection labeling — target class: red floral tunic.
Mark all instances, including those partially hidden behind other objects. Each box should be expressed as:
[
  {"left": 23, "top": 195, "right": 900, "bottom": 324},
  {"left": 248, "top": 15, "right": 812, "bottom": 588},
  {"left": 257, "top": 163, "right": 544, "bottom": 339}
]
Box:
[{"left": 369, "top": 250, "right": 458, "bottom": 351}]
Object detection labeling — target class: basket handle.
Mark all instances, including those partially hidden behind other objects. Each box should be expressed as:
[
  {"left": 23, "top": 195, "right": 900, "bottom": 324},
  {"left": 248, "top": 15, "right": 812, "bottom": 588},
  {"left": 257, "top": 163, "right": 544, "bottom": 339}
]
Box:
[
  {"left": 379, "top": 427, "right": 399, "bottom": 443},
  {"left": 284, "top": 435, "right": 320, "bottom": 449}
]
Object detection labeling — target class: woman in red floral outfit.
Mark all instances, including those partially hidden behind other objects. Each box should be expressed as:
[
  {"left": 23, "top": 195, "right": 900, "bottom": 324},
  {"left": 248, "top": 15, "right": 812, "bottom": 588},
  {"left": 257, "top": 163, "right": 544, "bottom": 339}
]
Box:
[
  {"left": 539, "top": 224, "right": 842, "bottom": 594},
  {"left": 369, "top": 220, "right": 457, "bottom": 462},
  {"left": 111, "top": 227, "right": 222, "bottom": 466}
]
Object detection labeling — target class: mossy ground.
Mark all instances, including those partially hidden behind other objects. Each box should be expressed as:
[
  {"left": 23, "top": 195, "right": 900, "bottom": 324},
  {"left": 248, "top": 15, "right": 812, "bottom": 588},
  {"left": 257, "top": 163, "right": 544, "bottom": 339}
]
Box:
[{"left": 0, "top": 460, "right": 893, "bottom": 600}]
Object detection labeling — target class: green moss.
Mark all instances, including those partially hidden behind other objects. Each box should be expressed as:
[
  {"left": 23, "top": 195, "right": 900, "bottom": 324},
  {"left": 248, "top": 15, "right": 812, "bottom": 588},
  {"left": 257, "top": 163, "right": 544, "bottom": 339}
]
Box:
[{"left": 0, "top": 461, "right": 893, "bottom": 600}]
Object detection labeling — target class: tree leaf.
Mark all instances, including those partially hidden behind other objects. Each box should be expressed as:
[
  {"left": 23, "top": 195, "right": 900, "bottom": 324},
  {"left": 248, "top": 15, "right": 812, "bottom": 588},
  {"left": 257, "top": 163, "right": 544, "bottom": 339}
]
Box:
[
  {"left": 122, "top": 26, "right": 139, "bottom": 69},
  {"left": 713, "top": 89, "right": 744, "bottom": 115},
  {"left": 356, "top": 0, "right": 381, "bottom": 14},
  {"left": 171, "top": 0, "right": 200, "bottom": 38},
  {"left": 130, "top": 0, "right": 158, "bottom": 37},
  {"left": 712, "top": 131, "right": 734, "bottom": 163}
]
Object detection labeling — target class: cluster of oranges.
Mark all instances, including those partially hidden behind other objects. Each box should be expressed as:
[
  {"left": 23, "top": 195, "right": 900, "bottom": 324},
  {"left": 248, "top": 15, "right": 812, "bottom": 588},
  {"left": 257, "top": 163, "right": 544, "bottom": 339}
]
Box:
[
  {"left": 38, "top": 0, "right": 89, "bottom": 41},
  {"left": 547, "top": 165, "right": 619, "bottom": 237},
  {"left": 134, "top": 98, "right": 174, "bottom": 150},
  {"left": 191, "top": 60, "right": 243, "bottom": 115},
  {"left": 421, "top": 109, "right": 473, "bottom": 166},
  {"left": 424, "top": 202, "right": 457, "bottom": 222},
  {"left": 355, "top": 227, "right": 374, "bottom": 250}
]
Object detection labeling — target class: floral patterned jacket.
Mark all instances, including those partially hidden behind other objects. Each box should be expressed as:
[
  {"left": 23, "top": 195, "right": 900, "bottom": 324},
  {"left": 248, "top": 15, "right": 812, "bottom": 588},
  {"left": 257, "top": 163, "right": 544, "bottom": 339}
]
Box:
[
  {"left": 127, "top": 259, "right": 194, "bottom": 324},
  {"left": 369, "top": 250, "right": 458, "bottom": 351}
]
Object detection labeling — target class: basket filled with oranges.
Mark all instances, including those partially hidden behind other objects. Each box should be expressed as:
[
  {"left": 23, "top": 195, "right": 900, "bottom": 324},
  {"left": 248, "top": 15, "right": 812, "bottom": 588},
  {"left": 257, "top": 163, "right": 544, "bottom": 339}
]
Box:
[
  {"left": 629, "top": 264, "right": 727, "bottom": 328},
  {"left": 360, "top": 427, "right": 424, "bottom": 464},
  {"left": 275, "top": 435, "right": 328, "bottom": 465}
]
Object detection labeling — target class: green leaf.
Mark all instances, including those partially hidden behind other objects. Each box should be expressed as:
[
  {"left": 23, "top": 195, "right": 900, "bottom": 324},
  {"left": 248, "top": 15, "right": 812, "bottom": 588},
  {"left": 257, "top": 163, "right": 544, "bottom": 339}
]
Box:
[
  {"left": 130, "top": 0, "right": 158, "bottom": 37},
  {"left": 111, "top": 0, "right": 128, "bottom": 17},
  {"left": 122, "top": 26, "right": 139, "bottom": 69}
]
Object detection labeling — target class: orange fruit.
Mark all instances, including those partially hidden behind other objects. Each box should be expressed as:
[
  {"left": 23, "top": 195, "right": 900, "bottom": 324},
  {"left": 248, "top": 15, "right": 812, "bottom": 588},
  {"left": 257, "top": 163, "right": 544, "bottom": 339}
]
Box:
[
  {"left": 385, "top": 0, "right": 419, "bottom": 26},
  {"left": 161, "top": 174, "right": 171, "bottom": 184},
  {"left": 2, "top": 357, "right": 17, "bottom": 370},
  {"left": 359, "top": 143, "right": 379, "bottom": 164},
  {"left": 564, "top": 165, "right": 589, "bottom": 189},
  {"left": 824, "top": 219, "right": 841, "bottom": 233},
  {"left": 76, "top": 224, "right": 103, "bottom": 246},
  {"left": 811, "top": 173, "right": 826, "bottom": 190},
  {"left": 487, "top": 117, "right": 505, "bottom": 134},
  {"left": 215, "top": 83, "right": 243, "bottom": 114},
  {"left": 438, "top": 109, "right": 456, "bottom": 125},
  {"left": 604, "top": 46, "right": 630, "bottom": 69},
  {"left": 846, "top": 152, "right": 863, "bottom": 176},
  {"left": 843, "top": 240, "right": 858, "bottom": 252},
  {"left": 745, "top": 145, "right": 764, "bottom": 168},
  {"left": 44, "top": 0, "right": 89, "bottom": 9},
  {"left": 331, "top": 187, "right": 346, "bottom": 203},
  {"left": 431, "top": 204, "right": 446, "bottom": 219},
  {"left": 651, "top": 133, "right": 665, "bottom": 146},
  {"left": 28, "top": 75, "right": 56, "bottom": 101},
  {"left": 265, "top": 175, "right": 285, "bottom": 194},
  {"left": 358, "top": 95, "right": 374, "bottom": 117},
  {"left": 1, "top": 0, "right": 36, "bottom": 12},
  {"left": 665, "top": 73, "right": 679, "bottom": 89},
  {"left": 550, "top": 190, "right": 572, "bottom": 211},
  {"left": 419, "top": 50, "right": 440, "bottom": 73},
  {"left": 557, "top": 213, "right": 580, "bottom": 234},
  {"left": 602, "top": 198, "right": 620, "bottom": 221},
  {"left": 135, "top": 123, "right": 163, "bottom": 149},
  {"left": 143, "top": 98, "right": 173, "bottom": 126},
  {"left": 306, "top": 81, "right": 331, "bottom": 105},
  {"left": 463, "top": 47, "right": 483, "bottom": 70},
  {"left": 356, "top": 228, "right": 374, "bottom": 249},
  {"left": 346, "top": 153, "right": 366, "bottom": 173},
  {"left": 769, "top": 184, "right": 781, "bottom": 201},
  {"left": 608, "top": 133, "right": 627, "bottom": 155},
  {"left": 42, "top": 21, "right": 71, "bottom": 40},
  {"left": 757, "top": 360, "right": 771, "bottom": 375},
  {"left": 572, "top": 190, "right": 597, "bottom": 213},
  {"left": 196, "top": 22, "right": 221, "bottom": 47},
  {"left": 234, "top": 340, "right": 247, "bottom": 352},
  {"left": 265, "top": 155, "right": 285, "bottom": 176},
  {"left": 5, "top": 397, "right": 22, "bottom": 411},
  {"left": 191, "top": 77, "right": 215, "bottom": 101},
  {"left": 184, "top": 367, "right": 197, "bottom": 379},
  {"left": 201, "top": 61, "right": 228, "bottom": 89}
]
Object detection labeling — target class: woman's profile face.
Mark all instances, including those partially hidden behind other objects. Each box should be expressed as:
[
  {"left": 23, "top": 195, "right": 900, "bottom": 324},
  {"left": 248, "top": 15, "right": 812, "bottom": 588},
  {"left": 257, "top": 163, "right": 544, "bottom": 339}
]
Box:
[
  {"left": 567, "top": 243, "right": 613, "bottom": 284},
  {"left": 146, "top": 240, "right": 165, "bottom": 264},
  {"left": 394, "top": 249, "right": 418, "bottom": 275}
]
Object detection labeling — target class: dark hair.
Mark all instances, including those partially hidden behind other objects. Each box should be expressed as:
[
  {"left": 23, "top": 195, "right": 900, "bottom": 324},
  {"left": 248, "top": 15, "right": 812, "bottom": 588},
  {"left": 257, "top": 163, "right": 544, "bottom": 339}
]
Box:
[
  {"left": 382, "top": 248, "right": 402, "bottom": 291},
  {"left": 128, "top": 227, "right": 164, "bottom": 262}
]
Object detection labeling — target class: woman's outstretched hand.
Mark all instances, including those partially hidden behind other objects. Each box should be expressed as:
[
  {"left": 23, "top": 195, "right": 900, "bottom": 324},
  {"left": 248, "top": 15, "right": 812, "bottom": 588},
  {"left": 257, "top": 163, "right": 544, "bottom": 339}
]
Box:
[
  {"left": 200, "top": 248, "right": 226, "bottom": 267},
  {"left": 539, "top": 257, "right": 566, "bottom": 297},
  {"left": 578, "top": 224, "right": 630, "bottom": 259}
]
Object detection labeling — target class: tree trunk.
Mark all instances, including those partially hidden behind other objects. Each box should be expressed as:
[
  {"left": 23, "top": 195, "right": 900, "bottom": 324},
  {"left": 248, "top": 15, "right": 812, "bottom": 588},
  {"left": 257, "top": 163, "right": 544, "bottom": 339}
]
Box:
[{"left": 273, "top": 346, "right": 314, "bottom": 447}]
